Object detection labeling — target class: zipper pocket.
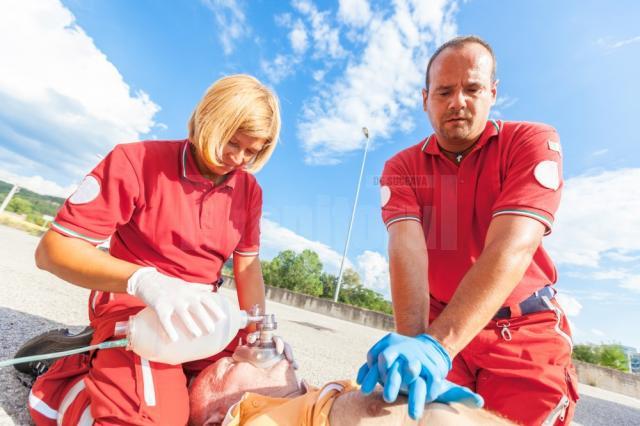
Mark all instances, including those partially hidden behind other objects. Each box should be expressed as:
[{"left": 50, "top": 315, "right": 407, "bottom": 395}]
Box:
[
  {"left": 542, "top": 394, "right": 570, "bottom": 425},
  {"left": 541, "top": 296, "right": 573, "bottom": 352}
]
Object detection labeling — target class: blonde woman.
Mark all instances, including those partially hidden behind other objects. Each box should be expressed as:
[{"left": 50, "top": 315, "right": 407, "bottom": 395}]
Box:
[{"left": 24, "top": 75, "right": 282, "bottom": 425}]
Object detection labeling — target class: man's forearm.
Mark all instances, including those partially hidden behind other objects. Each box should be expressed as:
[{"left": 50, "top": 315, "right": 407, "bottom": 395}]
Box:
[
  {"left": 427, "top": 222, "right": 541, "bottom": 357},
  {"left": 388, "top": 222, "right": 429, "bottom": 336}
]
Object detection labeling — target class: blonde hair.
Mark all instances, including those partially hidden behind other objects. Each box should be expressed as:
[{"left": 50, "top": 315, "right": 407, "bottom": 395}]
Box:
[{"left": 188, "top": 74, "right": 281, "bottom": 173}]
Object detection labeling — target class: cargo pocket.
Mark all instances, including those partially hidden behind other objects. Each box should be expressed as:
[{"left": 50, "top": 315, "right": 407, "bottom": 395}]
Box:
[
  {"left": 565, "top": 366, "right": 580, "bottom": 402},
  {"left": 542, "top": 394, "right": 570, "bottom": 425}
]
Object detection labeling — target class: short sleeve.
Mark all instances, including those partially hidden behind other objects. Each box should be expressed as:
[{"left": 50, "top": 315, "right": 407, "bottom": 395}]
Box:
[
  {"left": 234, "top": 182, "right": 262, "bottom": 256},
  {"left": 380, "top": 157, "right": 422, "bottom": 229},
  {"left": 492, "top": 128, "right": 563, "bottom": 235},
  {"left": 51, "top": 145, "right": 140, "bottom": 245}
]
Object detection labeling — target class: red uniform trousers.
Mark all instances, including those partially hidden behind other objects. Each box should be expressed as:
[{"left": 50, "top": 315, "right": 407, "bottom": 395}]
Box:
[
  {"left": 28, "top": 306, "right": 244, "bottom": 425},
  {"left": 430, "top": 296, "right": 580, "bottom": 426}
]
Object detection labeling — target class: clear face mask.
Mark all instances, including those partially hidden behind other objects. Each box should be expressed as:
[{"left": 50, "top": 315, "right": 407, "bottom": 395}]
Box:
[{"left": 232, "top": 307, "right": 284, "bottom": 369}]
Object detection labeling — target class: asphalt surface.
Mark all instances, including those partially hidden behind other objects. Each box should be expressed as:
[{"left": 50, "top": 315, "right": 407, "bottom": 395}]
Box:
[{"left": 1, "top": 224, "right": 639, "bottom": 425}]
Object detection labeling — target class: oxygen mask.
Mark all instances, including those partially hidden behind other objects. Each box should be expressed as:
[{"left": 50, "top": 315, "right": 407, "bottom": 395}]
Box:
[{"left": 232, "top": 305, "right": 284, "bottom": 369}]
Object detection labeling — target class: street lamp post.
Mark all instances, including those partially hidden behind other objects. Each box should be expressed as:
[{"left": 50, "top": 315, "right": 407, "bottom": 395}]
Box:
[
  {"left": 0, "top": 184, "right": 19, "bottom": 214},
  {"left": 334, "top": 127, "right": 370, "bottom": 303}
]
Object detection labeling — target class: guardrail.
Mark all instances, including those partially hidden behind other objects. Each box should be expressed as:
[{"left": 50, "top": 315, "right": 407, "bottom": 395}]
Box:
[
  {"left": 574, "top": 360, "right": 640, "bottom": 399},
  {"left": 222, "top": 275, "right": 395, "bottom": 330}
]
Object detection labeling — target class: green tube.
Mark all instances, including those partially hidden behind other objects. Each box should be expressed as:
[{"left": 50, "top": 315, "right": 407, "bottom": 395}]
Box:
[{"left": 0, "top": 338, "right": 129, "bottom": 368}]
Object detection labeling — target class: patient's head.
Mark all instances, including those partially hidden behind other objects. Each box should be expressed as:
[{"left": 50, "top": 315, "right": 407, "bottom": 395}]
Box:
[{"left": 189, "top": 356, "right": 299, "bottom": 425}]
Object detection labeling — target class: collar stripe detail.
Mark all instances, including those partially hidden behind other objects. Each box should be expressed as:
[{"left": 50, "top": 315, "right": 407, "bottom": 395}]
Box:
[
  {"left": 384, "top": 215, "right": 421, "bottom": 229},
  {"left": 181, "top": 142, "right": 188, "bottom": 179},
  {"left": 492, "top": 209, "right": 553, "bottom": 234},
  {"left": 490, "top": 119, "right": 500, "bottom": 133},
  {"left": 421, "top": 135, "right": 431, "bottom": 152},
  {"left": 51, "top": 222, "right": 109, "bottom": 244}
]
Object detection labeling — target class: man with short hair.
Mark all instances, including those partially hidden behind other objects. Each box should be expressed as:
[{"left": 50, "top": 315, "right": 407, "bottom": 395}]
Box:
[
  {"left": 359, "top": 35, "right": 578, "bottom": 425},
  {"left": 188, "top": 355, "right": 514, "bottom": 425}
]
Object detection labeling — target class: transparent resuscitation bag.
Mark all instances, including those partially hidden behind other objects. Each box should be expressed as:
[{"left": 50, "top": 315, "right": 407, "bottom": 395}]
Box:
[{"left": 121, "top": 292, "right": 249, "bottom": 365}]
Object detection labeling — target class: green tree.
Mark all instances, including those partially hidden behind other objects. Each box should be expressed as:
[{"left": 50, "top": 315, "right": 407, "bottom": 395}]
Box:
[
  {"left": 319, "top": 272, "right": 337, "bottom": 299},
  {"left": 573, "top": 344, "right": 598, "bottom": 364},
  {"left": 336, "top": 269, "right": 393, "bottom": 315},
  {"left": 7, "top": 197, "right": 33, "bottom": 215},
  {"left": 572, "top": 343, "right": 629, "bottom": 372},
  {"left": 263, "top": 250, "right": 324, "bottom": 297},
  {"left": 598, "top": 345, "right": 628, "bottom": 372},
  {"left": 262, "top": 250, "right": 393, "bottom": 314}
]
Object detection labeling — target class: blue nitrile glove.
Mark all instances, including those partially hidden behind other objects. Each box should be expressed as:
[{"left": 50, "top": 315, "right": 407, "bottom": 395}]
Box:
[
  {"left": 356, "top": 333, "right": 483, "bottom": 420},
  {"left": 357, "top": 361, "right": 483, "bottom": 419}
]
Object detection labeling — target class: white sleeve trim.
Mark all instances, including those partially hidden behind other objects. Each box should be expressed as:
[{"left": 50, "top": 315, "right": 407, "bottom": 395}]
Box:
[
  {"left": 234, "top": 249, "right": 259, "bottom": 256},
  {"left": 384, "top": 215, "right": 421, "bottom": 229}
]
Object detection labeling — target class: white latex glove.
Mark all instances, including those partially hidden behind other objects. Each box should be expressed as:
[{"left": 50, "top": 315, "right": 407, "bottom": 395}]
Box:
[
  {"left": 127, "top": 267, "right": 226, "bottom": 342},
  {"left": 245, "top": 333, "right": 298, "bottom": 369},
  {"left": 273, "top": 335, "right": 298, "bottom": 370}
]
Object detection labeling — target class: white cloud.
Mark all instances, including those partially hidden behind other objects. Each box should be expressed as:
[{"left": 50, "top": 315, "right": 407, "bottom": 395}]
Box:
[
  {"left": 297, "top": 0, "right": 458, "bottom": 164},
  {"left": 591, "top": 148, "right": 608, "bottom": 157},
  {"left": 293, "top": 0, "right": 346, "bottom": 60},
  {"left": 0, "top": 168, "right": 75, "bottom": 198},
  {"left": 338, "top": 0, "right": 372, "bottom": 28},
  {"left": 312, "top": 69, "right": 327, "bottom": 81},
  {"left": 621, "top": 275, "right": 640, "bottom": 293},
  {"left": 597, "top": 35, "right": 640, "bottom": 50},
  {"left": 491, "top": 95, "right": 518, "bottom": 118},
  {"left": 260, "top": 218, "right": 352, "bottom": 274},
  {"left": 591, "top": 328, "right": 605, "bottom": 337},
  {"left": 547, "top": 168, "right": 640, "bottom": 268},
  {"left": 261, "top": 54, "right": 300, "bottom": 84},
  {"left": 289, "top": 19, "right": 308, "bottom": 54},
  {"left": 0, "top": 0, "right": 159, "bottom": 186},
  {"left": 201, "top": 0, "right": 248, "bottom": 55},
  {"left": 555, "top": 292, "right": 582, "bottom": 317},
  {"left": 356, "top": 250, "right": 390, "bottom": 295}
]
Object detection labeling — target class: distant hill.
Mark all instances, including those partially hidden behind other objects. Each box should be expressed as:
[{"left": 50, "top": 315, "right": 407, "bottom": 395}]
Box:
[{"left": 0, "top": 179, "right": 65, "bottom": 218}]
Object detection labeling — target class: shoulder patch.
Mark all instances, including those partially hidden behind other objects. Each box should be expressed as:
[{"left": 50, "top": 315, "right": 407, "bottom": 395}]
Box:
[
  {"left": 548, "top": 140, "right": 562, "bottom": 153},
  {"left": 380, "top": 185, "right": 391, "bottom": 207},
  {"left": 69, "top": 175, "right": 101, "bottom": 204},
  {"left": 534, "top": 161, "right": 560, "bottom": 190}
]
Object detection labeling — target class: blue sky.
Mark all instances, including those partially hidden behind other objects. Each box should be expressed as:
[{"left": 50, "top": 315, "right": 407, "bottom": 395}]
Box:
[{"left": 1, "top": 0, "right": 639, "bottom": 349}]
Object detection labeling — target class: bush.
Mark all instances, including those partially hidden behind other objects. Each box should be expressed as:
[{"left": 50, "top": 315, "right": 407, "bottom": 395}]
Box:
[
  {"left": 573, "top": 343, "right": 629, "bottom": 372},
  {"left": 26, "top": 213, "right": 45, "bottom": 227}
]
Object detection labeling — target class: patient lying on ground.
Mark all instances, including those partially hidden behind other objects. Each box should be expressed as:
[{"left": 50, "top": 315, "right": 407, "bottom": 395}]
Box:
[{"left": 189, "top": 356, "right": 513, "bottom": 425}]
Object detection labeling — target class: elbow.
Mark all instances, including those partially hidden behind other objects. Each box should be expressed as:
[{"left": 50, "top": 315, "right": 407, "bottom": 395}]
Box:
[
  {"left": 34, "top": 240, "right": 50, "bottom": 271},
  {"left": 486, "top": 235, "right": 540, "bottom": 267},
  {"left": 34, "top": 232, "right": 56, "bottom": 271}
]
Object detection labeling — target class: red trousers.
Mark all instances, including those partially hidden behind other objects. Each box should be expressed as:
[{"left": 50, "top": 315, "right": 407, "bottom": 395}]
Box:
[
  {"left": 28, "top": 305, "right": 243, "bottom": 425},
  {"left": 430, "top": 297, "right": 580, "bottom": 425}
]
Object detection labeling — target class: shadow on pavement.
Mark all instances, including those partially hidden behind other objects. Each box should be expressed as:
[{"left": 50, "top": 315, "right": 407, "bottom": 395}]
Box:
[{"left": 0, "top": 307, "right": 87, "bottom": 426}]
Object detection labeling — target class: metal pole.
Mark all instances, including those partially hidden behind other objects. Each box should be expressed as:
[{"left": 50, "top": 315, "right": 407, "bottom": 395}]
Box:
[
  {"left": 334, "top": 127, "right": 370, "bottom": 302},
  {"left": 0, "top": 184, "right": 19, "bottom": 214}
]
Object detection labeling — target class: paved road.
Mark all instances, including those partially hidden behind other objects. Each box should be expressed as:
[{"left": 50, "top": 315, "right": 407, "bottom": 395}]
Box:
[{"left": 1, "top": 224, "right": 639, "bottom": 425}]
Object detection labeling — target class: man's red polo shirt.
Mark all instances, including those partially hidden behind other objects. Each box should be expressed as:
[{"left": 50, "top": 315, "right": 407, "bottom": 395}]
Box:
[
  {"left": 380, "top": 120, "right": 563, "bottom": 306},
  {"left": 52, "top": 140, "right": 262, "bottom": 314}
]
